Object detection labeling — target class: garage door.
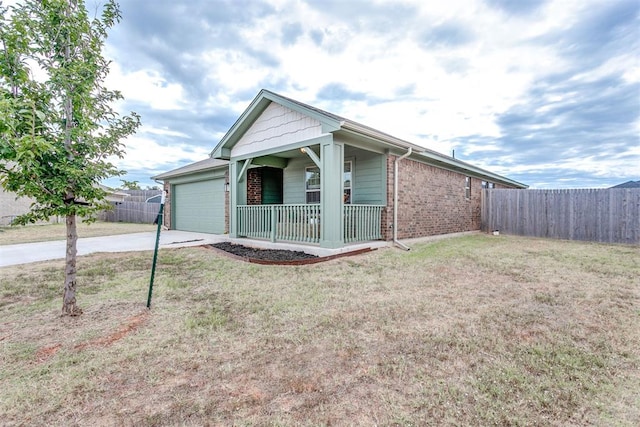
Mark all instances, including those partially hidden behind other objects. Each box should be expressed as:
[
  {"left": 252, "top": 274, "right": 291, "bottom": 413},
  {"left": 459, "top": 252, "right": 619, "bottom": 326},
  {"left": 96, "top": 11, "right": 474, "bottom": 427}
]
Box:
[{"left": 173, "top": 178, "right": 225, "bottom": 233}]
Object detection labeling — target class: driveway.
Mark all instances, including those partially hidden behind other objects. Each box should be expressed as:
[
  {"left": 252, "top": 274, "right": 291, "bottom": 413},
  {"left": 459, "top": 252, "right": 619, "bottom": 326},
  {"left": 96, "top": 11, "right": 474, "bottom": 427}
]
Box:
[{"left": 0, "top": 231, "right": 227, "bottom": 267}]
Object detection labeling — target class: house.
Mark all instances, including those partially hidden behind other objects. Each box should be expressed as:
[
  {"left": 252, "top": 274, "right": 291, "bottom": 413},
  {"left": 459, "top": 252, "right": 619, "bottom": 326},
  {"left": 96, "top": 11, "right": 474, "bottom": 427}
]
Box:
[{"left": 153, "top": 89, "right": 527, "bottom": 249}]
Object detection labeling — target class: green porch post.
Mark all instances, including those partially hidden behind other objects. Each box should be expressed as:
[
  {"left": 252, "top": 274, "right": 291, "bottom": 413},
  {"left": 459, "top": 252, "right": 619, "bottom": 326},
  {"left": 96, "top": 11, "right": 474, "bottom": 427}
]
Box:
[
  {"left": 230, "top": 158, "right": 250, "bottom": 238},
  {"left": 229, "top": 161, "right": 238, "bottom": 238},
  {"left": 320, "top": 138, "right": 344, "bottom": 248}
]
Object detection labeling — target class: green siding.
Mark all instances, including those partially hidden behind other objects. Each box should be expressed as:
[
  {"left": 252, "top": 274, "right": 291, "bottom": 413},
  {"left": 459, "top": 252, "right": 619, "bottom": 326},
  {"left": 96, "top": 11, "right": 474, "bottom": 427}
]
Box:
[
  {"left": 283, "top": 157, "right": 307, "bottom": 204},
  {"left": 173, "top": 178, "right": 225, "bottom": 233},
  {"left": 345, "top": 147, "right": 386, "bottom": 205},
  {"left": 282, "top": 149, "right": 386, "bottom": 205}
]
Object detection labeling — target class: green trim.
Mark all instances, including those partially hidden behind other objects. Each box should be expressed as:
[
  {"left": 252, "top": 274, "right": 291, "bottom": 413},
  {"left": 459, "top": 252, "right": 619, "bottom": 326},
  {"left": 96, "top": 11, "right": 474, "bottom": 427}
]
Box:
[
  {"left": 231, "top": 135, "right": 333, "bottom": 162},
  {"left": 252, "top": 155, "right": 288, "bottom": 169},
  {"left": 237, "top": 158, "right": 253, "bottom": 183},
  {"left": 303, "top": 146, "right": 321, "bottom": 168}
]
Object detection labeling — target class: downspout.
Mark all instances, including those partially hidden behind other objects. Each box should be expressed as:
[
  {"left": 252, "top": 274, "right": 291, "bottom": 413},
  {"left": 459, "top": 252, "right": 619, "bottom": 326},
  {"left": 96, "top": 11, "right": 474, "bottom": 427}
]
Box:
[{"left": 393, "top": 147, "right": 412, "bottom": 250}]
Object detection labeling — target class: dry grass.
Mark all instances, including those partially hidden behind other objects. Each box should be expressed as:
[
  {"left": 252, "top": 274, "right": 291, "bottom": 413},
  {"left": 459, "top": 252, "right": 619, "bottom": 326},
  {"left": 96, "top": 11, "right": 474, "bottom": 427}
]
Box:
[
  {"left": 1, "top": 234, "right": 638, "bottom": 426},
  {"left": 0, "top": 221, "right": 156, "bottom": 245}
]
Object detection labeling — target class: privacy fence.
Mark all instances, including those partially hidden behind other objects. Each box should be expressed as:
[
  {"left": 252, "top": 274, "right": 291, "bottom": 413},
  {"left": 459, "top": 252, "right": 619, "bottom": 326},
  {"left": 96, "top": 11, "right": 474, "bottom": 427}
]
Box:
[
  {"left": 481, "top": 188, "right": 639, "bottom": 245},
  {"left": 98, "top": 190, "right": 162, "bottom": 224},
  {"left": 98, "top": 201, "right": 161, "bottom": 224}
]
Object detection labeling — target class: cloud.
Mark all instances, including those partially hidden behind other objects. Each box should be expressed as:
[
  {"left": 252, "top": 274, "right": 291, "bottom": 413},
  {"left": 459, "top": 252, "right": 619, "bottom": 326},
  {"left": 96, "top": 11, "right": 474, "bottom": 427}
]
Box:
[
  {"left": 486, "top": 0, "right": 547, "bottom": 15},
  {"left": 89, "top": 0, "right": 640, "bottom": 188}
]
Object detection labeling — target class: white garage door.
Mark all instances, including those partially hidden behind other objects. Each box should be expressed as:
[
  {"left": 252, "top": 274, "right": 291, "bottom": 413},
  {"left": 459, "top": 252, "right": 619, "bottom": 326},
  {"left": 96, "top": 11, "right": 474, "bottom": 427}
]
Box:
[{"left": 173, "top": 178, "right": 225, "bottom": 233}]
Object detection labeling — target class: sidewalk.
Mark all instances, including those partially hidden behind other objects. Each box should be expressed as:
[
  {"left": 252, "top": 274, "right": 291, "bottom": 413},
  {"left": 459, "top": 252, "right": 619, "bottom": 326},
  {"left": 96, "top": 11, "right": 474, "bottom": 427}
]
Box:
[{"left": 0, "top": 230, "right": 227, "bottom": 267}]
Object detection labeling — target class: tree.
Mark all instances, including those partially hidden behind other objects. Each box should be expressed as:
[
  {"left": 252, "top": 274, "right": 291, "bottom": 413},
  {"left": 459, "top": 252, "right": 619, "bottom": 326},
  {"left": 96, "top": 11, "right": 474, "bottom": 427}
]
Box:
[
  {"left": 119, "top": 179, "right": 141, "bottom": 190},
  {"left": 0, "top": 0, "right": 140, "bottom": 315}
]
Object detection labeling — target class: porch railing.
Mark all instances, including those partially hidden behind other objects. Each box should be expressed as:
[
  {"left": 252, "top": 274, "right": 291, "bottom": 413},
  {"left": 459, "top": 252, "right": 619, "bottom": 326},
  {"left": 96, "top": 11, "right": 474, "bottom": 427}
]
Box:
[
  {"left": 237, "top": 204, "right": 321, "bottom": 243},
  {"left": 236, "top": 204, "right": 384, "bottom": 244},
  {"left": 343, "top": 204, "right": 384, "bottom": 243}
]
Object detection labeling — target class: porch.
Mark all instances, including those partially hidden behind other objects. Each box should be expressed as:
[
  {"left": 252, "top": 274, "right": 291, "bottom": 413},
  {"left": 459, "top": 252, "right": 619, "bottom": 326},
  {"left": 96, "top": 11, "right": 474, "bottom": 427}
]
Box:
[{"left": 237, "top": 203, "right": 384, "bottom": 244}]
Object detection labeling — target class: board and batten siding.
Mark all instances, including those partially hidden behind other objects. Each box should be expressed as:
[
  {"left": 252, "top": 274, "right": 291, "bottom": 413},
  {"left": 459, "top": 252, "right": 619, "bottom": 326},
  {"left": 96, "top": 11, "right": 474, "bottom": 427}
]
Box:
[
  {"left": 282, "top": 150, "right": 387, "bottom": 205},
  {"left": 481, "top": 188, "right": 640, "bottom": 244},
  {"left": 232, "top": 102, "right": 323, "bottom": 158},
  {"left": 282, "top": 157, "right": 307, "bottom": 204},
  {"left": 345, "top": 147, "right": 386, "bottom": 205}
]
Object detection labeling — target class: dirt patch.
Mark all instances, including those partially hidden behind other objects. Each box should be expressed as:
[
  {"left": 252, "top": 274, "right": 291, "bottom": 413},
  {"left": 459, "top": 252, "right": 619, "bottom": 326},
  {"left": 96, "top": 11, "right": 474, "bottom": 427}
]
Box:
[
  {"left": 32, "top": 310, "right": 149, "bottom": 364},
  {"left": 74, "top": 311, "right": 149, "bottom": 350},
  {"left": 35, "top": 343, "right": 62, "bottom": 363}
]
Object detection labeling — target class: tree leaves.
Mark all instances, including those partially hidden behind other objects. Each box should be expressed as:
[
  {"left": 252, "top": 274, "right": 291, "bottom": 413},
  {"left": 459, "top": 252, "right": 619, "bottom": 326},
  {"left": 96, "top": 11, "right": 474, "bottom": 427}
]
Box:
[{"left": 0, "top": 0, "right": 140, "bottom": 223}]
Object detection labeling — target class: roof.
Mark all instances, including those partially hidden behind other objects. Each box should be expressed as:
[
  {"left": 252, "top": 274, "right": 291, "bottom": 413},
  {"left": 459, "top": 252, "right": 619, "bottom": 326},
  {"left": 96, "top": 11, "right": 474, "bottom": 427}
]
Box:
[
  {"left": 210, "top": 89, "right": 527, "bottom": 189},
  {"left": 211, "top": 89, "right": 427, "bottom": 159},
  {"left": 610, "top": 180, "right": 640, "bottom": 189},
  {"left": 152, "top": 157, "right": 228, "bottom": 181}
]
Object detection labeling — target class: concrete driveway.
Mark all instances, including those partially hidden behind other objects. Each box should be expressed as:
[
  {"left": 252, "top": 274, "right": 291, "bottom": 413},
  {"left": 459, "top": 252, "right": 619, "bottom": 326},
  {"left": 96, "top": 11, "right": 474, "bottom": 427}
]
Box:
[{"left": 0, "top": 231, "right": 227, "bottom": 267}]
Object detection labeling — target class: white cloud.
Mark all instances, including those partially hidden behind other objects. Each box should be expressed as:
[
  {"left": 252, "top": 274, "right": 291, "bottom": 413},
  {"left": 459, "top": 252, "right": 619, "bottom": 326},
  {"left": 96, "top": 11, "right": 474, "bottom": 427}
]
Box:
[
  {"left": 110, "top": 135, "right": 210, "bottom": 176},
  {"left": 105, "top": 63, "right": 187, "bottom": 110}
]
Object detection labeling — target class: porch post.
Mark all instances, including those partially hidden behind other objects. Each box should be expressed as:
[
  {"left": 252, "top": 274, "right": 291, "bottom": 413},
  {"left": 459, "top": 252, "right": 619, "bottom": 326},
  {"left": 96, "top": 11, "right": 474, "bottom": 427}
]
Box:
[
  {"left": 229, "top": 159, "right": 249, "bottom": 238},
  {"left": 229, "top": 160, "right": 238, "bottom": 238},
  {"left": 320, "top": 137, "right": 344, "bottom": 248}
]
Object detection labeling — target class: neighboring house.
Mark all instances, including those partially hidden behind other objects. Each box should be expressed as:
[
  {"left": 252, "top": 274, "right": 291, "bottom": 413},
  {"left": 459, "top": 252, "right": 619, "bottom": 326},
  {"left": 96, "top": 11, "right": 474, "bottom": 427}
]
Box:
[
  {"left": 611, "top": 180, "right": 640, "bottom": 189},
  {"left": 0, "top": 185, "right": 128, "bottom": 226},
  {"left": 153, "top": 89, "right": 527, "bottom": 249}
]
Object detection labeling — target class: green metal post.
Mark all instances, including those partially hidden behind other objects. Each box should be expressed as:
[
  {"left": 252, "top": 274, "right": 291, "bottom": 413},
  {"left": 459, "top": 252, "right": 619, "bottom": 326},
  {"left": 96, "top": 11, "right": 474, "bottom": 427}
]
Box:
[{"left": 147, "top": 191, "right": 166, "bottom": 309}]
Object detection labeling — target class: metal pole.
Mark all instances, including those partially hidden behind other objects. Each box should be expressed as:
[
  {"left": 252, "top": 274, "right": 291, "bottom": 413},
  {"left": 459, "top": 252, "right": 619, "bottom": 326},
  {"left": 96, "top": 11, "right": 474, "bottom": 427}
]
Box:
[{"left": 147, "top": 191, "right": 166, "bottom": 309}]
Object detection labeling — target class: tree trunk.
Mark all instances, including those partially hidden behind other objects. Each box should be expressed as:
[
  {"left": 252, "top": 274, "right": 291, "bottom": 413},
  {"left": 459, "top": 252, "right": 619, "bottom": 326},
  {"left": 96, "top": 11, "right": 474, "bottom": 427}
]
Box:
[{"left": 62, "top": 213, "right": 82, "bottom": 316}]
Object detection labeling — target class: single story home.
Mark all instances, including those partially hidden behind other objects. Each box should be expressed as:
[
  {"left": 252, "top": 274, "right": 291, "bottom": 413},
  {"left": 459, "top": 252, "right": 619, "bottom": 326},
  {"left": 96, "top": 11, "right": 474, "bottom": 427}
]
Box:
[{"left": 153, "top": 89, "right": 526, "bottom": 249}]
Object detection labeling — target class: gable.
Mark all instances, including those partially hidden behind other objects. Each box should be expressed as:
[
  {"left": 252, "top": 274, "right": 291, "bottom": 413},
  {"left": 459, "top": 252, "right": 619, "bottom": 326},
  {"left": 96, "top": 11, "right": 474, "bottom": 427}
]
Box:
[{"left": 231, "top": 102, "right": 323, "bottom": 158}]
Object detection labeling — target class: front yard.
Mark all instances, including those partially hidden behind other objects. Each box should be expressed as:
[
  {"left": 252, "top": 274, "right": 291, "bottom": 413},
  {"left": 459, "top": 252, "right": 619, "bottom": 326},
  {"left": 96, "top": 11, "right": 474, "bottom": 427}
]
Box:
[{"left": 1, "top": 234, "right": 638, "bottom": 425}]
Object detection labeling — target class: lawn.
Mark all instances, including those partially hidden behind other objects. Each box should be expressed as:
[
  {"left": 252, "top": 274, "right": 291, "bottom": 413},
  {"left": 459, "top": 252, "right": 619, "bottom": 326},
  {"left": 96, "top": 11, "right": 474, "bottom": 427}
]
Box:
[
  {"left": 1, "top": 234, "right": 638, "bottom": 425},
  {"left": 0, "top": 221, "right": 157, "bottom": 245}
]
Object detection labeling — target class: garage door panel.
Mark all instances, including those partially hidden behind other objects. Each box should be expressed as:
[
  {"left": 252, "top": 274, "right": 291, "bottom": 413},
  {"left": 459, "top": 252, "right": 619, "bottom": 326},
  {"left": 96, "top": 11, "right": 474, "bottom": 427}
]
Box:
[{"left": 173, "top": 179, "right": 224, "bottom": 233}]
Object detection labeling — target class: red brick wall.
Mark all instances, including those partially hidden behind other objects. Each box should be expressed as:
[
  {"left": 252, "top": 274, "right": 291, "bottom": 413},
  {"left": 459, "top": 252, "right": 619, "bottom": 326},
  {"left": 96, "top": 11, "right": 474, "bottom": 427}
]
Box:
[
  {"left": 247, "top": 168, "right": 262, "bottom": 205},
  {"left": 385, "top": 155, "right": 493, "bottom": 240}
]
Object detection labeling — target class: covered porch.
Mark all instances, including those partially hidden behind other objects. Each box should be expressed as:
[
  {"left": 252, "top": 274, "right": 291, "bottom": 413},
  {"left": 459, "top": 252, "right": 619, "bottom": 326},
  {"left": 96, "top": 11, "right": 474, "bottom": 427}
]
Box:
[{"left": 226, "top": 134, "right": 390, "bottom": 248}]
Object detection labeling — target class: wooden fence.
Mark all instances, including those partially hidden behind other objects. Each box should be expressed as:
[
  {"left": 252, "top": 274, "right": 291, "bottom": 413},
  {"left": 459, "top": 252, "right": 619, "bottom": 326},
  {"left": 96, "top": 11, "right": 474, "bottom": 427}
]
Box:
[
  {"left": 481, "top": 188, "right": 640, "bottom": 245},
  {"left": 98, "top": 201, "right": 161, "bottom": 224}
]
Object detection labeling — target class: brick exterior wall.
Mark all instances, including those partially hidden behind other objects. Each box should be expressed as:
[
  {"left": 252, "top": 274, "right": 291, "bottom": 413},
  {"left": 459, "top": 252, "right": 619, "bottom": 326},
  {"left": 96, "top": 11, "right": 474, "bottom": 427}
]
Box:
[
  {"left": 246, "top": 168, "right": 262, "bottom": 205},
  {"left": 384, "top": 154, "right": 500, "bottom": 240}
]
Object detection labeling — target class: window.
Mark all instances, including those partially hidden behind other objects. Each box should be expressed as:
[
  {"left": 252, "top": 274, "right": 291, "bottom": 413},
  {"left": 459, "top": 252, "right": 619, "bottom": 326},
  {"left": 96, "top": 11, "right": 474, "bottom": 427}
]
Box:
[
  {"left": 305, "top": 166, "right": 320, "bottom": 203},
  {"left": 305, "top": 161, "right": 353, "bottom": 204},
  {"left": 343, "top": 160, "right": 352, "bottom": 204},
  {"left": 465, "top": 176, "right": 471, "bottom": 199},
  {"left": 481, "top": 181, "right": 495, "bottom": 189}
]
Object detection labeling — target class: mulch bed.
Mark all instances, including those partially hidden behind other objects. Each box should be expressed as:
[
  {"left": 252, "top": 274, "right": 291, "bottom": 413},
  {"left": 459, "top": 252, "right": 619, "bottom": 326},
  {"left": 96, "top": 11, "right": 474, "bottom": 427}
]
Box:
[{"left": 208, "top": 242, "right": 374, "bottom": 265}]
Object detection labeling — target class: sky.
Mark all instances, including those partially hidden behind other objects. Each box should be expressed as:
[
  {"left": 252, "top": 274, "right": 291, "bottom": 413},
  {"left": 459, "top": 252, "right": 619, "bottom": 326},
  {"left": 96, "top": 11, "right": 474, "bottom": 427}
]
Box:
[{"left": 60, "top": 0, "right": 640, "bottom": 188}]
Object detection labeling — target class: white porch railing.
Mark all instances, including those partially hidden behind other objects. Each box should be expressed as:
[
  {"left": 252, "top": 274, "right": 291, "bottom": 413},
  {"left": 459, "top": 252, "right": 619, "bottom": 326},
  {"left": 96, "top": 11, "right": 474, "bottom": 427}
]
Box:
[{"left": 236, "top": 204, "right": 384, "bottom": 244}]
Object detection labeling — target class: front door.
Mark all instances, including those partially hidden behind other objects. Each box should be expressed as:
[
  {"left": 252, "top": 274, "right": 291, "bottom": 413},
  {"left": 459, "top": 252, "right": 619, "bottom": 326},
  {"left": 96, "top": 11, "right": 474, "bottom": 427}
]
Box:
[{"left": 261, "top": 167, "right": 283, "bottom": 204}]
